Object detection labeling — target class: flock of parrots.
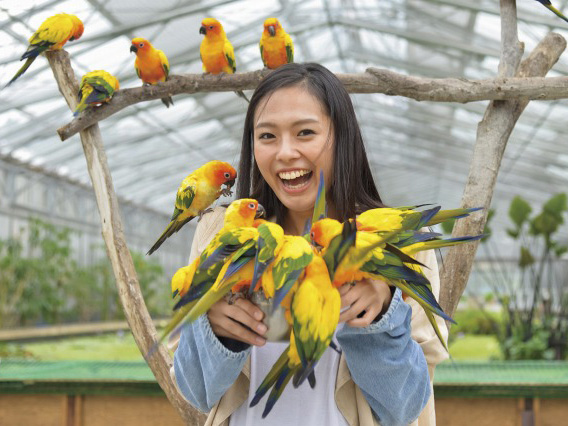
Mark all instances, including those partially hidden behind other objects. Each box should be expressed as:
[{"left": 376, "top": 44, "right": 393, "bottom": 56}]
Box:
[
  {"left": 145, "top": 161, "right": 483, "bottom": 418},
  {"left": 4, "top": 1, "right": 568, "bottom": 419}
]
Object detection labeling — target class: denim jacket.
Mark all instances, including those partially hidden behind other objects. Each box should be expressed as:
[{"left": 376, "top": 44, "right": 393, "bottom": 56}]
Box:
[{"left": 172, "top": 207, "right": 449, "bottom": 426}]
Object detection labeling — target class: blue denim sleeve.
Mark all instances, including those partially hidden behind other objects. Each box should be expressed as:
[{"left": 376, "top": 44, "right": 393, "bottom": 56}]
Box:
[
  {"left": 336, "top": 288, "right": 431, "bottom": 426},
  {"left": 173, "top": 315, "right": 251, "bottom": 412}
]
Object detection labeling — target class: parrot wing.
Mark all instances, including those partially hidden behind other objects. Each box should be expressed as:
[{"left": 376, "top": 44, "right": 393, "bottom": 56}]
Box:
[
  {"left": 250, "top": 222, "right": 284, "bottom": 295},
  {"left": 223, "top": 38, "right": 237, "bottom": 73},
  {"left": 158, "top": 49, "right": 170, "bottom": 78},
  {"left": 259, "top": 39, "right": 267, "bottom": 67},
  {"left": 285, "top": 32, "right": 294, "bottom": 63}
]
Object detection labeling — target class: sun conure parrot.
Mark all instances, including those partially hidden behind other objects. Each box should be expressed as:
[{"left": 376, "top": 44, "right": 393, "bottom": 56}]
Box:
[
  {"left": 261, "top": 235, "right": 314, "bottom": 311},
  {"left": 147, "top": 199, "right": 264, "bottom": 358},
  {"left": 250, "top": 254, "right": 340, "bottom": 418},
  {"left": 170, "top": 198, "right": 264, "bottom": 304},
  {"left": 5, "top": 13, "right": 84, "bottom": 87},
  {"left": 199, "top": 18, "right": 249, "bottom": 102},
  {"left": 73, "top": 70, "right": 119, "bottom": 116},
  {"left": 259, "top": 17, "right": 294, "bottom": 69},
  {"left": 535, "top": 0, "right": 568, "bottom": 23},
  {"left": 311, "top": 218, "right": 454, "bottom": 349},
  {"left": 357, "top": 205, "right": 482, "bottom": 234},
  {"left": 250, "top": 221, "right": 285, "bottom": 296},
  {"left": 130, "top": 37, "right": 173, "bottom": 108},
  {"left": 147, "top": 161, "right": 237, "bottom": 255}
]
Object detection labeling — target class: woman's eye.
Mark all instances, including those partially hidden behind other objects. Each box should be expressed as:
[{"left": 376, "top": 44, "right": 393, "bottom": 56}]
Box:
[
  {"left": 258, "top": 133, "right": 275, "bottom": 140},
  {"left": 298, "top": 129, "right": 315, "bottom": 136}
]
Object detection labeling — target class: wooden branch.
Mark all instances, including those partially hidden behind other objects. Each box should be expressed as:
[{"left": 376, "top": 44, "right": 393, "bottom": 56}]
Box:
[
  {"left": 57, "top": 67, "right": 568, "bottom": 141},
  {"left": 439, "top": 30, "right": 567, "bottom": 318},
  {"left": 46, "top": 50, "right": 205, "bottom": 426}
]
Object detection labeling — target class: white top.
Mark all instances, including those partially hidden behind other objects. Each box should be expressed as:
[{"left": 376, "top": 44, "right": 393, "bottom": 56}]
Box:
[{"left": 229, "top": 331, "right": 348, "bottom": 426}]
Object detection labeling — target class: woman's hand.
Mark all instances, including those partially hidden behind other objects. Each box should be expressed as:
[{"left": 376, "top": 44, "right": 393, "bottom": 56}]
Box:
[
  {"left": 207, "top": 298, "right": 268, "bottom": 346},
  {"left": 339, "top": 278, "right": 393, "bottom": 327}
]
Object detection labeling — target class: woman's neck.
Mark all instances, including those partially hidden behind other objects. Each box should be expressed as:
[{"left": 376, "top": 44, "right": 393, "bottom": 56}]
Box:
[{"left": 282, "top": 203, "right": 338, "bottom": 236}]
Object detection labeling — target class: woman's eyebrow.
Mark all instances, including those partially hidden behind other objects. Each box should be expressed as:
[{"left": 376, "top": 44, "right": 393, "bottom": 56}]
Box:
[{"left": 255, "top": 118, "right": 319, "bottom": 129}]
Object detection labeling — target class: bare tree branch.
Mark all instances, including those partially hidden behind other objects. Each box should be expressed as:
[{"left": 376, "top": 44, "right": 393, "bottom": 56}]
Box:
[
  {"left": 45, "top": 49, "right": 205, "bottom": 426},
  {"left": 57, "top": 63, "right": 568, "bottom": 141},
  {"left": 439, "top": 24, "right": 566, "bottom": 319}
]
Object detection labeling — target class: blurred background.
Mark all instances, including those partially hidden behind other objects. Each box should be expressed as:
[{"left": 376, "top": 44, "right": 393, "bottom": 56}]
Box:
[{"left": 0, "top": 1, "right": 567, "bottom": 425}]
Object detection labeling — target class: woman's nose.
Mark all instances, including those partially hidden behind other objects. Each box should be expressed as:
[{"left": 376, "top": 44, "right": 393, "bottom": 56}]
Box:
[{"left": 275, "top": 134, "right": 300, "bottom": 162}]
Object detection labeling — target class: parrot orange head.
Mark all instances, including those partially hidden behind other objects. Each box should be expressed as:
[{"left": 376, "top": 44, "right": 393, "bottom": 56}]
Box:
[
  {"left": 209, "top": 161, "right": 237, "bottom": 189},
  {"left": 225, "top": 198, "right": 265, "bottom": 226},
  {"left": 130, "top": 37, "right": 152, "bottom": 54},
  {"left": 263, "top": 18, "right": 281, "bottom": 37},
  {"left": 69, "top": 15, "right": 84, "bottom": 41},
  {"left": 200, "top": 18, "right": 225, "bottom": 37},
  {"left": 310, "top": 218, "right": 342, "bottom": 250}
]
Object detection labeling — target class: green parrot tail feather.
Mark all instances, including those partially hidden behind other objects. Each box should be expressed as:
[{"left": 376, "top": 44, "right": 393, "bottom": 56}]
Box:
[
  {"left": 250, "top": 349, "right": 290, "bottom": 408},
  {"left": 235, "top": 90, "right": 250, "bottom": 103},
  {"left": 5, "top": 57, "right": 37, "bottom": 88},
  {"left": 147, "top": 216, "right": 194, "bottom": 255}
]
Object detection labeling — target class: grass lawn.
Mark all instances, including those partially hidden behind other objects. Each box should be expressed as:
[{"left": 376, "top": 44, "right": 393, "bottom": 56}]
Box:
[
  {"left": 1, "top": 332, "right": 502, "bottom": 362},
  {"left": 449, "top": 335, "right": 501, "bottom": 360},
  {"left": 2, "top": 332, "right": 146, "bottom": 361}
]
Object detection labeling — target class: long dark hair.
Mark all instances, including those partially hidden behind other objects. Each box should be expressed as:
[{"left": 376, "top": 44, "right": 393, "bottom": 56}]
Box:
[{"left": 237, "top": 63, "right": 384, "bottom": 224}]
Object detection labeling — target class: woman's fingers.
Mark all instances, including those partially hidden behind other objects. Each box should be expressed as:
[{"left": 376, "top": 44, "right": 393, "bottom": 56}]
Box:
[
  {"left": 207, "top": 298, "right": 267, "bottom": 346},
  {"left": 339, "top": 296, "right": 369, "bottom": 323},
  {"left": 347, "top": 305, "right": 380, "bottom": 328}
]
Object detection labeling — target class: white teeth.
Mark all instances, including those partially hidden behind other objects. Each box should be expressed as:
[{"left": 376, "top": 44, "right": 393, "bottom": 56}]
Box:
[{"left": 278, "top": 169, "right": 310, "bottom": 180}]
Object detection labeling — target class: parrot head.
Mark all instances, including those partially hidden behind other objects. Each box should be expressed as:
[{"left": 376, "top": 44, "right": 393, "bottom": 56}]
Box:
[
  {"left": 209, "top": 161, "right": 237, "bottom": 189},
  {"left": 170, "top": 265, "right": 194, "bottom": 299},
  {"left": 200, "top": 18, "right": 225, "bottom": 37},
  {"left": 310, "top": 218, "right": 342, "bottom": 250},
  {"left": 225, "top": 198, "right": 265, "bottom": 227},
  {"left": 130, "top": 37, "right": 152, "bottom": 54},
  {"left": 263, "top": 18, "right": 281, "bottom": 37},
  {"left": 69, "top": 15, "right": 84, "bottom": 41}
]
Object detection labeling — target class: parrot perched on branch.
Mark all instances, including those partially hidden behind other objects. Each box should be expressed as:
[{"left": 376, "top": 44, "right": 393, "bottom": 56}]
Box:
[
  {"left": 5, "top": 13, "right": 84, "bottom": 87},
  {"left": 130, "top": 37, "right": 173, "bottom": 108},
  {"left": 535, "top": 0, "right": 568, "bottom": 23},
  {"left": 259, "top": 17, "right": 294, "bottom": 69},
  {"left": 250, "top": 255, "right": 340, "bottom": 418},
  {"left": 199, "top": 18, "right": 249, "bottom": 102},
  {"left": 147, "top": 160, "right": 237, "bottom": 255},
  {"left": 73, "top": 70, "right": 119, "bottom": 117}
]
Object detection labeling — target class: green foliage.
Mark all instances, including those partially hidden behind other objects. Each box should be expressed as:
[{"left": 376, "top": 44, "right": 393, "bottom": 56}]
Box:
[
  {"left": 0, "top": 219, "right": 170, "bottom": 328},
  {"left": 478, "top": 193, "right": 568, "bottom": 360},
  {"left": 452, "top": 309, "right": 502, "bottom": 336}
]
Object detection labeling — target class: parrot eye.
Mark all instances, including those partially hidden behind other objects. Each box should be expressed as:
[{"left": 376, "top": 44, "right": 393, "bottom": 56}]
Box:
[
  {"left": 209, "top": 25, "right": 214, "bottom": 30},
  {"left": 139, "top": 42, "right": 144, "bottom": 47},
  {"left": 224, "top": 172, "right": 231, "bottom": 179},
  {"left": 310, "top": 231, "right": 315, "bottom": 239},
  {"left": 248, "top": 203, "right": 256, "bottom": 210}
]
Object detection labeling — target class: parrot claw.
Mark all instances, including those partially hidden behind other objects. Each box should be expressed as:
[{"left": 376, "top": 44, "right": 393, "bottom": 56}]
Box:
[
  {"left": 197, "top": 208, "right": 215, "bottom": 222},
  {"left": 225, "top": 292, "right": 242, "bottom": 305},
  {"left": 220, "top": 187, "right": 233, "bottom": 197}
]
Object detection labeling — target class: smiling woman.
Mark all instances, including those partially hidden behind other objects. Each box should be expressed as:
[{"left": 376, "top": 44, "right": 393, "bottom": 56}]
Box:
[{"left": 173, "top": 63, "right": 448, "bottom": 426}]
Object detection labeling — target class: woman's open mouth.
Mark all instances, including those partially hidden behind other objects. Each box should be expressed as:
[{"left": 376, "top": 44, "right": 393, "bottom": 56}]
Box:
[{"left": 278, "top": 169, "right": 313, "bottom": 192}]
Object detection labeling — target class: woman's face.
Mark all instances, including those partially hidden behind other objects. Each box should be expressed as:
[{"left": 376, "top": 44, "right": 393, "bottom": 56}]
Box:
[{"left": 253, "top": 85, "right": 334, "bottom": 216}]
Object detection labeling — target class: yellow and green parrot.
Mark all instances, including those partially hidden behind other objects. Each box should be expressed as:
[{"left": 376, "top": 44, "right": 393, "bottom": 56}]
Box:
[
  {"left": 261, "top": 235, "right": 314, "bottom": 310},
  {"left": 148, "top": 199, "right": 264, "bottom": 357},
  {"left": 170, "top": 198, "right": 264, "bottom": 303},
  {"left": 73, "top": 70, "right": 119, "bottom": 117},
  {"left": 249, "top": 221, "right": 285, "bottom": 296},
  {"left": 259, "top": 17, "right": 294, "bottom": 69},
  {"left": 199, "top": 17, "right": 249, "bottom": 102},
  {"left": 5, "top": 13, "right": 84, "bottom": 87},
  {"left": 147, "top": 161, "right": 237, "bottom": 255},
  {"left": 130, "top": 37, "right": 173, "bottom": 108},
  {"left": 535, "top": 1, "right": 568, "bottom": 23},
  {"left": 250, "top": 255, "right": 340, "bottom": 418}
]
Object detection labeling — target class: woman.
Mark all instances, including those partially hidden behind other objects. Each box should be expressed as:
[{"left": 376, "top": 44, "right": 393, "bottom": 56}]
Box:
[{"left": 173, "top": 63, "right": 449, "bottom": 426}]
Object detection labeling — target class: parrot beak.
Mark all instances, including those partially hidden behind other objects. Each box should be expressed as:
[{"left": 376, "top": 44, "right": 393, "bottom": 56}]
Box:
[
  {"left": 268, "top": 25, "right": 276, "bottom": 36},
  {"left": 130, "top": 45, "right": 138, "bottom": 53},
  {"left": 199, "top": 26, "right": 207, "bottom": 35},
  {"left": 225, "top": 178, "right": 236, "bottom": 189},
  {"left": 255, "top": 204, "right": 266, "bottom": 218}
]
